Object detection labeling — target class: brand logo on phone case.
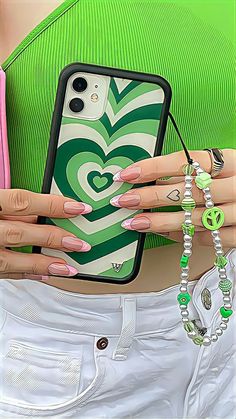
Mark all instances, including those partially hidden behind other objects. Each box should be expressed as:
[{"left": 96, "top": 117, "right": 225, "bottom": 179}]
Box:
[{"left": 112, "top": 262, "right": 123, "bottom": 272}]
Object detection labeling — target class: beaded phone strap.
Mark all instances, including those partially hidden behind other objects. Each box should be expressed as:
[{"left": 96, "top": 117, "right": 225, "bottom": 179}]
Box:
[{"left": 168, "top": 113, "right": 233, "bottom": 347}]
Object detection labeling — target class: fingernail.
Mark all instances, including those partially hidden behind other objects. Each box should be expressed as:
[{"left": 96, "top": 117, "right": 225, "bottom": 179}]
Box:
[
  {"left": 113, "top": 166, "right": 141, "bottom": 182},
  {"left": 64, "top": 202, "right": 93, "bottom": 215},
  {"left": 110, "top": 193, "right": 140, "bottom": 207},
  {"left": 121, "top": 217, "right": 151, "bottom": 230},
  {"left": 48, "top": 263, "right": 78, "bottom": 276},
  {"left": 62, "top": 236, "right": 91, "bottom": 252}
]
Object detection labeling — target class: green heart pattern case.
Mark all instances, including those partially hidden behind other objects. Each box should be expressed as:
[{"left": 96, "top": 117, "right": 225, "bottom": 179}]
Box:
[{"left": 39, "top": 64, "right": 171, "bottom": 283}]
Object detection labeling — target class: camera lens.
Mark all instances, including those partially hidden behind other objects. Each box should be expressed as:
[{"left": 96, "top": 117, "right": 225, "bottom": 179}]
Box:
[
  {"left": 69, "top": 98, "right": 84, "bottom": 113},
  {"left": 72, "top": 77, "right": 88, "bottom": 93}
]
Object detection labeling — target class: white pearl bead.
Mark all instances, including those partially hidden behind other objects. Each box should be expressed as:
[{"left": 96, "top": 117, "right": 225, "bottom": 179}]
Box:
[
  {"left": 184, "top": 234, "right": 192, "bottom": 242},
  {"left": 204, "top": 193, "right": 212, "bottom": 200},
  {"left": 196, "top": 168, "right": 204, "bottom": 175},
  {"left": 185, "top": 175, "right": 193, "bottom": 182},
  {"left": 181, "top": 279, "right": 189, "bottom": 286},
  {"left": 185, "top": 211, "right": 192, "bottom": 218},
  {"left": 215, "top": 328, "right": 223, "bottom": 336},
  {"left": 216, "top": 249, "right": 224, "bottom": 256},
  {"left": 224, "top": 303, "right": 232, "bottom": 309},
  {"left": 213, "top": 237, "right": 221, "bottom": 244},
  {"left": 211, "top": 334, "right": 218, "bottom": 342},
  {"left": 181, "top": 310, "right": 189, "bottom": 317},
  {"left": 220, "top": 322, "right": 228, "bottom": 330},
  {"left": 184, "top": 242, "right": 192, "bottom": 250},
  {"left": 219, "top": 274, "right": 227, "bottom": 280},
  {"left": 206, "top": 201, "right": 214, "bottom": 208},
  {"left": 185, "top": 219, "right": 192, "bottom": 226},
  {"left": 182, "top": 267, "right": 189, "bottom": 272},
  {"left": 203, "top": 187, "right": 210, "bottom": 193},
  {"left": 181, "top": 272, "right": 189, "bottom": 279},
  {"left": 221, "top": 317, "right": 229, "bottom": 323},
  {"left": 223, "top": 291, "right": 230, "bottom": 296},
  {"left": 185, "top": 183, "right": 192, "bottom": 190},
  {"left": 211, "top": 230, "right": 219, "bottom": 237},
  {"left": 218, "top": 268, "right": 226, "bottom": 274},
  {"left": 183, "top": 249, "right": 192, "bottom": 257},
  {"left": 223, "top": 296, "right": 231, "bottom": 303},
  {"left": 180, "top": 286, "right": 188, "bottom": 293},
  {"left": 182, "top": 317, "right": 189, "bottom": 324},
  {"left": 184, "top": 191, "right": 192, "bottom": 198},
  {"left": 180, "top": 304, "right": 187, "bottom": 310},
  {"left": 192, "top": 161, "right": 200, "bottom": 169},
  {"left": 203, "top": 336, "right": 211, "bottom": 346},
  {"left": 214, "top": 243, "right": 222, "bottom": 251}
]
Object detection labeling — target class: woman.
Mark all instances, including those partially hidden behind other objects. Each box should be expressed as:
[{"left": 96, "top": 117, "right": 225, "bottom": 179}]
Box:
[{"left": 0, "top": 1, "right": 235, "bottom": 418}]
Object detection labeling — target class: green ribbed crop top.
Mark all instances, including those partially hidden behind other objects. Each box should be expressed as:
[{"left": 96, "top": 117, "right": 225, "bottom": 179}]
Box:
[{"left": 2, "top": 0, "right": 235, "bottom": 250}]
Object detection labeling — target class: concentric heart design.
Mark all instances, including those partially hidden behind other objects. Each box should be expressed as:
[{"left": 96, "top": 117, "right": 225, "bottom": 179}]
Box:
[{"left": 43, "top": 78, "right": 164, "bottom": 278}]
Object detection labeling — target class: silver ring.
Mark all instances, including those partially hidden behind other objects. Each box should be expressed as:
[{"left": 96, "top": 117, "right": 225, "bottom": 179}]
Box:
[{"left": 204, "top": 148, "right": 224, "bottom": 177}]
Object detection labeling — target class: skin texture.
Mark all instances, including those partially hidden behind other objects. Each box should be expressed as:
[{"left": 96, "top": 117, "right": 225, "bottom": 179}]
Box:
[{"left": 0, "top": 1, "right": 234, "bottom": 293}]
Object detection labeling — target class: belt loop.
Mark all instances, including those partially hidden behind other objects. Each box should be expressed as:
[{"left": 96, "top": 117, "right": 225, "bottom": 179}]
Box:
[{"left": 112, "top": 297, "right": 137, "bottom": 361}]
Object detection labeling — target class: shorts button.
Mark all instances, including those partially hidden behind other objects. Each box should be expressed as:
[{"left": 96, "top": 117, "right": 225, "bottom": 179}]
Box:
[{"left": 97, "top": 337, "right": 108, "bottom": 350}]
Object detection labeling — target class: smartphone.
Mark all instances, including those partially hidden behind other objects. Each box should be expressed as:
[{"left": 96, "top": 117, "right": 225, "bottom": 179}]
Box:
[
  {"left": 34, "top": 63, "right": 171, "bottom": 284},
  {"left": 0, "top": 67, "right": 10, "bottom": 189}
]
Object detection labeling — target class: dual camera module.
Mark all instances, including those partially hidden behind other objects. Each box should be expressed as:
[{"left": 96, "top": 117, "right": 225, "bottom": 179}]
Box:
[{"left": 69, "top": 77, "right": 88, "bottom": 113}]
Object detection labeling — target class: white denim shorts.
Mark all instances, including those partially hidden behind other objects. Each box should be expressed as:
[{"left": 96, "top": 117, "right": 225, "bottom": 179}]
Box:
[{"left": 0, "top": 248, "right": 235, "bottom": 419}]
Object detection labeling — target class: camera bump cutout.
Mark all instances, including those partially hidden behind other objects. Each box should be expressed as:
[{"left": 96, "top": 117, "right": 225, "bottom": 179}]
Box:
[{"left": 63, "top": 72, "right": 110, "bottom": 121}]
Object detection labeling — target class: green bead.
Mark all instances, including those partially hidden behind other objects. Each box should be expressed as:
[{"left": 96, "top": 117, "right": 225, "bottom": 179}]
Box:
[
  {"left": 181, "top": 198, "right": 196, "bottom": 211},
  {"left": 202, "top": 207, "right": 225, "bottom": 231},
  {"left": 184, "top": 321, "right": 196, "bottom": 333},
  {"left": 182, "top": 223, "right": 195, "bottom": 236},
  {"left": 215, "top": 255, "right": 228, "bottom": 268},
  {"left": 219, "top": 279, "right": 232, "bottom": 292},
  {"left": 192, "top": 336, "right": 204, "bottom": 346},
  {"left": 177, "top": 292, "right": 191, "bottom": 306},
  {"left": 180, "top": 255, "right": 189, "bottom": 268},
  {"left": 182, "top": 164, "right": 194, "bottom": 175},
  {"left": 220, "top": 306, "right": 233, "bottom": 318},
  {"left": 195, "top": 172, "right": 212, "bottom": 189}
]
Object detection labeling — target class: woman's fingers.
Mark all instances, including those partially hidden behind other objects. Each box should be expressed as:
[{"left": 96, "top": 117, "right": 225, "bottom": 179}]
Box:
[
  {"left": 0, "top": 220, "right": 91, "bottom": 252},
  {"left": 0, "top": 189, "right": 92, "bottom": 217},
  {"left": 113, "top": 149, "right": 236, "bottom": 183},
  {"left": 0, "top": 249, "right": 79, "bottom": 278},
  {"left": 110, "top": 176, "right": 235, "bottom": 209},
  {"left": 0, "top": 215, "right": 38, "bottom": 223},
  {"left": 167, "top": 226, "right": 236, "bottom": 248},
  {"left": 121, "top": 203, "right": 236, "bottom": 233}
]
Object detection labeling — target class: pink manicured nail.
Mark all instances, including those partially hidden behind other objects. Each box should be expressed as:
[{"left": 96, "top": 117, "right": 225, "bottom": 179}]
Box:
[
  {"left": 113, "top": 167, "right": 141, "bottom": 182},
  {"left": 64, "top": 202, "right": 93, "bottom": 215},
  {"left": 62, "top": 236, "right": 91, "bottom": 252},
  {"left": 110, "top": 193, "right": 140, "bottom": 207},
  {"left": 121, "top": 217, "right": 151, "bottom": 230},
  {"left": 48, "top": 263, "right": 78, "bottom": 276}
]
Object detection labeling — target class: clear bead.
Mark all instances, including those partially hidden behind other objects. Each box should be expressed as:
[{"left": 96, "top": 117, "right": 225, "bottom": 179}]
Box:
[
  {"left": 213, "top": 237, "right": 221, "bottom": 244},
  {"left": 185, "top": 211, "right": 192, "bottom": 218},
  {"left": 181, "top": 310, "right": 189, "bottom": 317},
  {"left": 218, "top": 268, "right": 226, "bottom": 274},
  {"left": 196, "top": 168, "right": 204, "bottom": 175},
  {"left": 185, "top": 219, "right": 192, "bottom": 226},
  {"left": 203, "top": 187, "right": 210, "bottom": 193},
  {"left": 180, "top": 304, "right": 188, "bottom": 310},
  {"left": 216, "top": 249, "right": 224, "bottom": 256},
  {"left": 185, "top": 183, "right": 192, "bottom": 190},
  {"left": 214, "top": 243, "right": 223, "bottom": 251},
  {"left": 182, "top": 317, "right": 189, "bottom": 324},
  {"left": 223, "top": 291, "right": 230, "bottom": 296},
  {"left": 220, "top": 322, "right": 228, "bottom": 330},
  {"left": 185, "top": 175, "right": 193, "bottom": 182},
  {"left": 181, "top": 272, "right": 189, "bottom": 279},
  {"left": 224, "top": 303, "right": 232, "bottom": 309},
  {"left": 192, "top": 161, "right": 200, "bottom": 169},
  {"left": 188, "top": 330, "right": 197, "bottom": 339},
  {"left": 180, "top": 286, "right": 188, "bottom": 293},
  {"left": 223, "top": 296, "right": 231, "bottom": 303},
  {"left": 204, "top": 193, "right": 212, "bottom": 200},
  {"left": 181, "top": 279, "right": 189, "bottom": 285},
  {"left": 182, "top": 267, "right": 189, "bottom": 273},
  {"left": 211, "top": 334, "right": 218, "bottom": 342},
  {"left": 219, "top": 274, "right": 227, "bottom": 280},
  {"left": 184, "top": 234, "right": 192, "bottom": 242},
  {"left": 206, "top": 201, "right": 214, "bottom": 208},
  {"left": 211, "top": 230, "right": 219, "bottom": 237}
]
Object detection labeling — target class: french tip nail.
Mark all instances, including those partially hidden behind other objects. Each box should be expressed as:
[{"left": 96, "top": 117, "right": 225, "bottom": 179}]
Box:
[
  {"left": 121, "top": 218, "right": 133, "bottom": 230},
  {"left": 110, "top": 195, "right": 122, "bottom": 207},
  {"left": 81, "top": 203, "right": 93, "bottom": 214},
  {"left": 113, "top": 172, "right": 122, "bottom": 182}
]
